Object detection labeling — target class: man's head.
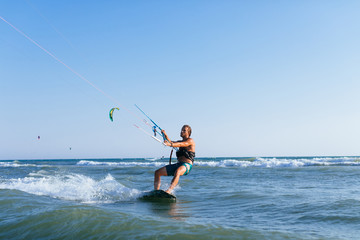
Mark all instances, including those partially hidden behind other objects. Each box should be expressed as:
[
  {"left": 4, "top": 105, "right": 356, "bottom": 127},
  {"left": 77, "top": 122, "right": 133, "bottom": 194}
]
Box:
[{"left": 181, "top": 125, "right": 192, "bottom": 138}]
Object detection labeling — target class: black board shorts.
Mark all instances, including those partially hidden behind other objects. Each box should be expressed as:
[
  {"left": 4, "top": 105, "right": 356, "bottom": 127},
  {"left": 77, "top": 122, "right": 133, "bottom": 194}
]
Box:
[{"left": 166, "top": 162, "right": 193, "bottom": 176}]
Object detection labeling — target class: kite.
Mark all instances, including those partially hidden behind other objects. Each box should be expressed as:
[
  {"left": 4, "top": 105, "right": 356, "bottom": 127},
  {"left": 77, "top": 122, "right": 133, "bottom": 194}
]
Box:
[{"left": 109, "top": 107, "right": 119, "bottom": 122}]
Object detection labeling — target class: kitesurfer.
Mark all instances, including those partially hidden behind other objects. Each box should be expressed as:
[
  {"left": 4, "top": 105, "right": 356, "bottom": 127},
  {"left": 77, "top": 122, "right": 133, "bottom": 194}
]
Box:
[{"left": 154, "top": 125, "right": 195, "bottom": 194}]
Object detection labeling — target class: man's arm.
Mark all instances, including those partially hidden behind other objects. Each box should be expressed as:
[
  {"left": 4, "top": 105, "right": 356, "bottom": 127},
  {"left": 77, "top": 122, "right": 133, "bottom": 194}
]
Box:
[
  {"left": 161, "top": 130, "right": 171, "bottom": 143},
  {"left": 168, "top": 138, "right": 194, "bottom": 148}
]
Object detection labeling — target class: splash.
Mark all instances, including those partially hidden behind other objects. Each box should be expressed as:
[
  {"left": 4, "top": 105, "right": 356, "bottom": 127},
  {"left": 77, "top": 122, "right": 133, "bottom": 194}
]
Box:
[{"left": 0, "top": 172, "right": 140, "bottom": 203}]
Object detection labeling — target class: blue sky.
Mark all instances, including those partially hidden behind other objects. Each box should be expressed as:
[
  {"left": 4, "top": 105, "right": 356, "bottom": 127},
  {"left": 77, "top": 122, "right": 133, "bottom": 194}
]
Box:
[{"left": 1, "top": 0, "right": 360, "bottom": 159}]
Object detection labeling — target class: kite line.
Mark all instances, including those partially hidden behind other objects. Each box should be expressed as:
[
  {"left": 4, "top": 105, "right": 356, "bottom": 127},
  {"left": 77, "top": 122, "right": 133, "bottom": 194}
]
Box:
[{"left": 0, "top": 15, "right": 165, "bottom": 145}]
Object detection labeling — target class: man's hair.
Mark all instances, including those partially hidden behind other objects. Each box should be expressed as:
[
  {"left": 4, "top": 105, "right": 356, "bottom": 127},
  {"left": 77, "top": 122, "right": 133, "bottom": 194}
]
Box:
[{"left": 183, "top": 125, "right": 192, "bottom": 137}]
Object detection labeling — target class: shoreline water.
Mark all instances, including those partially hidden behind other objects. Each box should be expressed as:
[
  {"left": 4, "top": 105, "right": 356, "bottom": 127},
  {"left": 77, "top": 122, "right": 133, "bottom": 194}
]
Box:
[
  {"left": 2, "top": 155, "right": 359, "bottom": 161},
  {"left": 1, "top": 157, "right": 360, "bottom": 239}
]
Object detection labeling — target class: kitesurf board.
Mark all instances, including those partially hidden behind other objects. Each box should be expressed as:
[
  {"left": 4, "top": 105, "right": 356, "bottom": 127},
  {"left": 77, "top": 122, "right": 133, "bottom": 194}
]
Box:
[{"left": 139, "top": 190, "right": 176, "bottom": 202}]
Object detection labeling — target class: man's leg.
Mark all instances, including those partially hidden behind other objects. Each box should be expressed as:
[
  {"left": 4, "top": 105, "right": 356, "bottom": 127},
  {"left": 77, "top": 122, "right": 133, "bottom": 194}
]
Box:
[
  {"left": 166, "top": 165, "right": 186, "bottom": 193},
  {"left": 154, "top": 166, "right": 167, "bottom": 190}
]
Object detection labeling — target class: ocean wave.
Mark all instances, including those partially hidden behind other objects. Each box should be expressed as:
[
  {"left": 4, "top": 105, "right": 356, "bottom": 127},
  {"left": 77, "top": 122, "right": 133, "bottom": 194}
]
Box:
[
  {"left": 144, "top": 157, "right": 164, "bottom": 161},
  {"left": 194, "top": 157, "right": 360, "bottom": 168},
  {"left": 5, "top": 157, "right": 357, "bottom": 170},
  {"left": 75, "top": 157, "right": 360, "bottom": 169},
  {"left": 0, "top": 161, "right": 53, "bottom": 168},
  {"left": 77, "top": 160, "right": 165, "bottom": 167},
  {"left": 0, "top": 161, "right": 37, "bottom": 168},
  {"left": 0, "top": 173, "right": 141, "bottom": 203}
]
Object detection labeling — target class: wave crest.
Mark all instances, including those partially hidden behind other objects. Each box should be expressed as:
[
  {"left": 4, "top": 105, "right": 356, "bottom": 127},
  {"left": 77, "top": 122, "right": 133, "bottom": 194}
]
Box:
[{"left": 0, "top": 173, "right": 140, "bottom": 203}]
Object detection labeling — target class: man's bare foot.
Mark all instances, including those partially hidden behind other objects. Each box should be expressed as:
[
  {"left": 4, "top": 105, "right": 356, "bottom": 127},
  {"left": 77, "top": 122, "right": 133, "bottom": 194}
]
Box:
[{"left": 165, "top": 189, "right": 172, "bottom": 194}]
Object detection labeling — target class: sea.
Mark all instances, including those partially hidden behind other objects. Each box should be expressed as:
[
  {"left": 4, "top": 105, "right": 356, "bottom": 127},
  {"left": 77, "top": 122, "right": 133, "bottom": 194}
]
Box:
[{"left": 1, "top": 156, "right": 360, "bottom": 240}]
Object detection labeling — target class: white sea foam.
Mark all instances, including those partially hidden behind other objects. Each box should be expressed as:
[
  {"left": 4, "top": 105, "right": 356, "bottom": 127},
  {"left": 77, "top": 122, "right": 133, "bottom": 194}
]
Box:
[
  {"left": 77, "top": 160, "right": 165, "bottom": 167},
  {"left": 0, "top": 161, "right": 53, "bottom": 168},
  {"left": 3, "top": 157, "right": 358, "bottom": 170},
  {"left": 76, "top": 157, "right": 360, "bottom": 169},
  {"left": 144, "top": 157, "right": 164, "bottom": 161},
  {"left": 194, "top": 157, "right": 360, "bottom": 168},
  {"left": 0, "top": 162, "right": 37, "bottom": 168},
  {"left": 0, "top": 173, "right": 141, "bottom": 203}
]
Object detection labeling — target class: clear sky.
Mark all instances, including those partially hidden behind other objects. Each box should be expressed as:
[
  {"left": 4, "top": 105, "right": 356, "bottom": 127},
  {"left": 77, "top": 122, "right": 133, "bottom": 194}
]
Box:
[{"left": 1, "top": 0, "right": 360, "bottom": 160}]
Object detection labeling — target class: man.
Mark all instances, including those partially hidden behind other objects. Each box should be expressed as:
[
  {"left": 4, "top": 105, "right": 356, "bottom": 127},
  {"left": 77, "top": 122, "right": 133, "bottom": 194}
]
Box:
[{"left": 154, "top": 125, "right": 196, "bottom": 194}]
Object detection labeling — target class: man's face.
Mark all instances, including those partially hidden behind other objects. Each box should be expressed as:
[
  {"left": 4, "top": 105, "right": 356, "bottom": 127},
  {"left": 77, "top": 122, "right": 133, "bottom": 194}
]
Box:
[{"left": 180, "top": 127, "right": 189, "bottom": 138}]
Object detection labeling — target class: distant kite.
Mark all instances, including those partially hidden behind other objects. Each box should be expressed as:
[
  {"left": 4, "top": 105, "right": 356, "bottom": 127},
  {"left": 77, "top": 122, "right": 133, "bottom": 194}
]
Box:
[
  {"left": 109, "top": 108, "right": 119, "bottom": 122},
  {"left": 38, "top": 136, "right": 40, "bottom": 140}
]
